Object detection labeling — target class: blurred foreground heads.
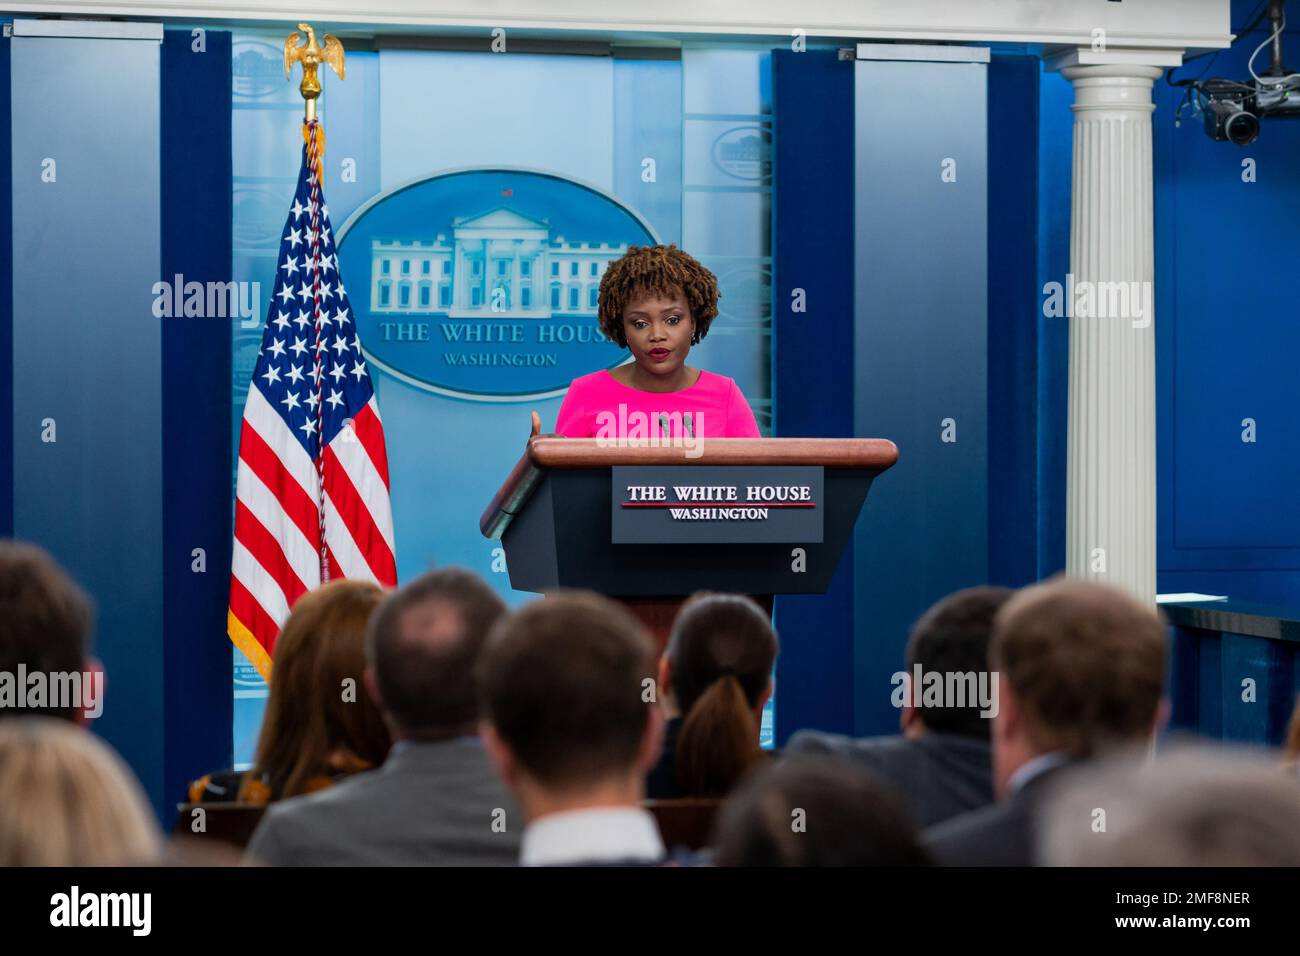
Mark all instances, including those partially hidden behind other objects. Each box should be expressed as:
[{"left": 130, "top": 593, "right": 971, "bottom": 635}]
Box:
[
  {"left": 650, "top": 592, "right": 778, "bottom": 799},
  {"left": 0, "top": 541, "right": 99, "bottom": 725},
  {"left": 1041, "top": 744, "right": 1300, "bottom": 867},
  {"left": 479, "top": 590, "right": 667, "bottom": 866},
  {"left": 0, "top": 717, "right": 161, "bottom": 866},
  {"left": 232, "top": 578, "right": 390, "bottom": 803},
  {"left": 713, "top": 755, "right": 930, "bottom": 866},
  {"left": 246, "top": 567, "right": 519, "bottom": 865},
  {"left": 924, "top": 577, "right": 1169, "bottom": 866},
  {"left": 786, "top": 585, "right": 1010, "bottom": 827}
]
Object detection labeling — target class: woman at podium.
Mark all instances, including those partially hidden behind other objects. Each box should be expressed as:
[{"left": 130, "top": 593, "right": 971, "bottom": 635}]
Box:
[{"left": 555, "top": 244, "right": 761, "bottom": 441}]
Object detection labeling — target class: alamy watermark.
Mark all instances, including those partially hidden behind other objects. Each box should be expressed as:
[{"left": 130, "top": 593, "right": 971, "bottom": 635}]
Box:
[
  {"left": 152, "top": 274, "right": 262, "bottom": 327},
  {"left": 594, "top": 404, "right": 704, "bottom": 459},
  {"left": 891, "top": 664, "right": 999, "bottom": 719},
  {"left": 0, "top": 665, "right": 103, "bottom": 719},
  {"left": 50, "top": 886, "right": 150, "bottom": 936},
  {"left": 1042, "top": 273, "right": 1152, "bottom": 328}
]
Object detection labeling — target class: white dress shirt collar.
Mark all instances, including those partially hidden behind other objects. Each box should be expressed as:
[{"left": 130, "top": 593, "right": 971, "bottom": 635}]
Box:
[
  {"left": 1008, "top": 750, "right": 1071, "bottom": 794},
  {"left": 520, "top": 806, "right": 666, "bottom": 867}
]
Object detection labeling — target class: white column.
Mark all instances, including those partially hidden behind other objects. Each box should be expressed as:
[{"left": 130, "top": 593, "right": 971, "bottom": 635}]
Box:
[
  {"left": 1061, "top": 64, "right": 1162, "bottom": 605},
  {"left": 512, "top": 239, "right": 521, "bottom": 311},
  {"left": 453, "top": 242, "right": 466, "bottom": 309}
]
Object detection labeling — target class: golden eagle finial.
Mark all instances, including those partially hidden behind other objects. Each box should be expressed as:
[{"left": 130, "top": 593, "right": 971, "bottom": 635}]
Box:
[{"left": 284, "top": 23, "right": 345, "bottom": 123}]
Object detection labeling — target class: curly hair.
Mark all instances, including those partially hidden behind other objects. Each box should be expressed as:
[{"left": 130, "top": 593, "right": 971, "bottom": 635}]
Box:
[{"left": 596, "top": 244, "right": 720, "bottom": 348}]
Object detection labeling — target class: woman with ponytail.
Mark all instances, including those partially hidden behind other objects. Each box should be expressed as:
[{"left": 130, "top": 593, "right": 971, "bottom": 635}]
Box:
[{"left": 646, "top": 593, "right": 778, "bottom": 799}]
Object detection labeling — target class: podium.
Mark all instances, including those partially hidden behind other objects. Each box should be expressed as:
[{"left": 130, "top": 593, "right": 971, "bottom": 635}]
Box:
[{"left": 481, "top": 422, "right": 898, "bottom": 648}]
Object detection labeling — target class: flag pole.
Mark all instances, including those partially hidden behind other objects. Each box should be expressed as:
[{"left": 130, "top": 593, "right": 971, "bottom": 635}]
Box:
[{"left": 285, "top": 23, "right": 345, "bottom": 583}]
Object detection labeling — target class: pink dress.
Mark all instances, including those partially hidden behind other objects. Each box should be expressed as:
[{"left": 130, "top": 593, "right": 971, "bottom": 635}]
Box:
[{"left": 555, "top": 368, "right": 760, "bottom": 439}]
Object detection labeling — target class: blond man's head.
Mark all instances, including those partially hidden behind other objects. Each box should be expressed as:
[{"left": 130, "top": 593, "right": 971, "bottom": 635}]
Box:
[
  {"left": 990, "top": 577, "right": 1168, "bottom": 792},
  {"left": 0, "top": 718, "right": 160, "bottom": 866}
]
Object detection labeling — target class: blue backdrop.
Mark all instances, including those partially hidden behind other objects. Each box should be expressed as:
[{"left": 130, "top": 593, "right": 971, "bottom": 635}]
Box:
[
  {"left": 228, "top": 36, "right": 776, "bottom": 762},
  {"left": 6, "top": 25, "right": 233, "bottom": 822},
  {"left": 5, "top": 8, "right": 1299, "bottom": 820}
]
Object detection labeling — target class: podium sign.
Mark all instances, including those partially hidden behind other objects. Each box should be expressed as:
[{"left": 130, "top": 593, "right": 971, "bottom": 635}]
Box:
[
  {"left": 611, "top": 465, "right": 824, "bottom": 544},
  {"left": 480, "top": 436, "right": 898, "bottom": 629}
]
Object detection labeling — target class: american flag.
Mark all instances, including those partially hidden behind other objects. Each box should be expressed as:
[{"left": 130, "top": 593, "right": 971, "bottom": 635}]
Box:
[{"left": 229, "top": 122, "right": 396, "bottom": 679}]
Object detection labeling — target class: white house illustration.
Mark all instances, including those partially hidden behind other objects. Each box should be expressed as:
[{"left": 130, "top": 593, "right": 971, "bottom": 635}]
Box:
[{"left": 369, "top": 207, "right": 628, "bottom": 320}]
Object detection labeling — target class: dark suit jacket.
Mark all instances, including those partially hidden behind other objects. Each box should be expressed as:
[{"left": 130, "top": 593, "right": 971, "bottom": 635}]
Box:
[
  {"left": 644, "top": 718, "right": 682, "bottom": 799},
  {"left": 246, "top": 737, "right": 521, "bottom": 866},
  {"left": 922, "top": 759, "right": 1076, "bottom": 867},
  {"left": 785, "top": 729, "right": 993, "bottom": 828}
]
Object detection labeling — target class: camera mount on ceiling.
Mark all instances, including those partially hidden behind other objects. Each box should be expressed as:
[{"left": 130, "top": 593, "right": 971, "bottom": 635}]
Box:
[{"left": 1172, "top": 0, "right": 1300, "bottom": 145}]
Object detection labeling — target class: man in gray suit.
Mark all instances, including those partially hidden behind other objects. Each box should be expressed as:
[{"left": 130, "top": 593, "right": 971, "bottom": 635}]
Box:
[
  {"left": 924, "top": 578, "right": 1169, "bottom": 867},
  {"left": 785, "top": 586, "right": 1011, "bottom": 828},
  {"left": 247, "top": 568, "right": 521, "bottom": 866}
]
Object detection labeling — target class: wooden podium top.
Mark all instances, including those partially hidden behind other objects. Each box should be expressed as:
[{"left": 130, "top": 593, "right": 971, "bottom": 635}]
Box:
[{"left": 481, "top": 433, "right": 899, "bottom": 539}]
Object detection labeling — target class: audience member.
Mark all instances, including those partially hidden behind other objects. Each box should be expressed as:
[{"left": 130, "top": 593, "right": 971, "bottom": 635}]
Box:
[
  {"left": 1040, "top": 744, "right": 1300, "bottom": 866},
  {"left": 478, "top": 591, "right": 667, "bottom": 866},
  {"left": 191, "top": 579, "right": 391, "bottom": 804},
  {"left": 0, "top": 541, "right": 100, "bottom": 724},
  {"left": 787, "top": 586, "right": 1010, "bottom": 826},
  {"left": 647, "top": 592, "right": 778, "bottom": 799},
  {"left": 712, "top": 755, "right": 930, "bottom": 866},
  {"left": 923, "top": 577, "right": 1168, "bottom": 866},
  {"left": 247, "top": 568, "right": 519, "bottom": 865},
  {"left": 0, "top": 717, "right": 161, "bottom": 865}
]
